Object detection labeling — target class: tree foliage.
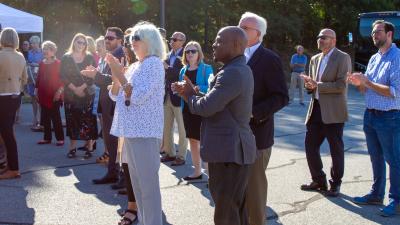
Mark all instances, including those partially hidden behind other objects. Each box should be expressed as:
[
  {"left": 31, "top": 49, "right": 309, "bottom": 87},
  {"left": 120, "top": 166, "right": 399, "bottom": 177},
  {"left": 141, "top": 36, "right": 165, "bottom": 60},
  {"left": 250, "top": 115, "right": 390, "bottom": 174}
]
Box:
[{"left": 2, "top": 0, "right": 400, "bottom": 65}]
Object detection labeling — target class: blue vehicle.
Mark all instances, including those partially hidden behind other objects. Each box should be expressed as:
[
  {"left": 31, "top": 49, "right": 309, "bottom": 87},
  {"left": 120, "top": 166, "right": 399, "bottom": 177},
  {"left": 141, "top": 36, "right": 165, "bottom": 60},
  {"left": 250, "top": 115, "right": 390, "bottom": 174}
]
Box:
[{"left": 354, "top": 11, "right": 400, "bottom": 72}]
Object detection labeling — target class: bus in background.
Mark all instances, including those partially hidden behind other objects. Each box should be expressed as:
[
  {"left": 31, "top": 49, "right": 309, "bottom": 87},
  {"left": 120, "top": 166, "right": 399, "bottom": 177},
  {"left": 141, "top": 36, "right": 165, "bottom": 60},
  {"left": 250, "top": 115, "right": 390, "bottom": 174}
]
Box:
[{"left": 353, "top": 11, "right": 400, "bottom": 72}]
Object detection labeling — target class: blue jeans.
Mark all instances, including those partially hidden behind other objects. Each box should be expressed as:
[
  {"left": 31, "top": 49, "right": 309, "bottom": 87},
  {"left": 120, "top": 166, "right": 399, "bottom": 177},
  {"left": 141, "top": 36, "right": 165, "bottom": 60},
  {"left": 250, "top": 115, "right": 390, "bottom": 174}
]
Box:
[{"left": 363, "top": 109, "right": 400, "bottom": 202}]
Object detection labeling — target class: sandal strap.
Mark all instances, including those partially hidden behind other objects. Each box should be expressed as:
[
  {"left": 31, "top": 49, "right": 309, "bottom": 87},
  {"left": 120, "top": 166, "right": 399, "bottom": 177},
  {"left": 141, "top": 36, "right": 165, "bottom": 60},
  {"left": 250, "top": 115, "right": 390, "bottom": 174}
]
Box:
[{"left": 119, "top": 210, "right": 137, "bottom": 225}]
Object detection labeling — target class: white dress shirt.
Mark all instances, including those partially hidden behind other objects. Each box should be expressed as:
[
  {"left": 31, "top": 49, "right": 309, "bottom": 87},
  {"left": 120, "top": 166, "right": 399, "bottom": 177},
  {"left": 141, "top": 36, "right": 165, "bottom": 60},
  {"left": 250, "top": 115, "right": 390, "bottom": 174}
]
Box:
[
  {"left": 315, "top": 48, "right": 335, "bottom": 99},
  {"left": 244, "top": 42, "right": 261, "bottom": 63},
  {"left": 109, "top": 56, "right": 165, "bottom": 139}
]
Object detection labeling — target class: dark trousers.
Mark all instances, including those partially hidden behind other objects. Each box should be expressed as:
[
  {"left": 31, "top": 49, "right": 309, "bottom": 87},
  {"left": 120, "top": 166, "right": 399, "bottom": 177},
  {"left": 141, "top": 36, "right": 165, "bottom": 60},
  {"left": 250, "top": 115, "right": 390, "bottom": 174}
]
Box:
[
  {"left": 100, "top": 95, "right": 118, "bottom": 176},
  {"left": 41, "top": 104, "right": 64, "bottom": 141},
  {"left": 122, "top": 163, "right": 136, "bottom": 202},
  {"left": 305, "top": 100, "right": 344, "bottom": 186},
  {"left": 0, "top": 95, "right": 21, "bottom": 171},
  {"left": 208, "top": 162, "right": 251, "bottom": 225}
]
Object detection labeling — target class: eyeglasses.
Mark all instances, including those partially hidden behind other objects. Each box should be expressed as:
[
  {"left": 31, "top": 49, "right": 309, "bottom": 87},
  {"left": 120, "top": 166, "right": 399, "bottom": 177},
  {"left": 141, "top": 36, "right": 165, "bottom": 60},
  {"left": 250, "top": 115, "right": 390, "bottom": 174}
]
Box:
[
  {"left": 170, "top": 38, "right": 183, "bottom": 42},
  {"left": 75, "top": 41, "right": 87, "bottom": 46},
  {"left": 371, "top": 29, "right": 386, "bottom": 36},
  {"left": 105, "top": 36, "right": 117, "bottom": 41},
  {"left": 240, "top": 26, "right": 258, "bottom": 32},
  {"left": 185, "top": 49, "right": 198, "bottom": 54}
]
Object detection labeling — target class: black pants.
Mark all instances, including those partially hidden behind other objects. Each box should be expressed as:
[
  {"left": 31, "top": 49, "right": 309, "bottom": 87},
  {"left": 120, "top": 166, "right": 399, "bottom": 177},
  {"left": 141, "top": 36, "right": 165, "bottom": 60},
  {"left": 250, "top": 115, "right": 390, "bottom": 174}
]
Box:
[
  {"left": 208, "top": 162, "right": 251, "bottom": 225},
  {"left": 0, "top": 95, "right": 21, "bottom": 171},
  {"left": 305, "top": 100, "right": 344, "bottom": 186},
  {"left": 41, "top": 103, "right": 64, "bottom": 141},
  {"left": 100, "top": 94, "right": 118, "bottom": 176},
  {"left": 122, "top": 163, "right": 136, "bottom": 202}
]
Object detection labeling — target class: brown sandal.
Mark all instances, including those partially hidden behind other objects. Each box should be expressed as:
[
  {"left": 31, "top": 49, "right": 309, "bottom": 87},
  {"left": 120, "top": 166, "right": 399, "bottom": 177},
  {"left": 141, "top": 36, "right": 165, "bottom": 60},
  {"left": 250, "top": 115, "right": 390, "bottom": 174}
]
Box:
[{"left": 118, "top": 209, "right": 137, "bottom": 225}]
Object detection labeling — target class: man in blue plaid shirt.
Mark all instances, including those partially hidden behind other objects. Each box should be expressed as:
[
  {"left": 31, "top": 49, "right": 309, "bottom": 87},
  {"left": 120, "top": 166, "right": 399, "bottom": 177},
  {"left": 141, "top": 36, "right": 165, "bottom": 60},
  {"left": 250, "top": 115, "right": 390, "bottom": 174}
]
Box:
[{"left": 348, "top": 20, "right": 400, "bottom": 217}]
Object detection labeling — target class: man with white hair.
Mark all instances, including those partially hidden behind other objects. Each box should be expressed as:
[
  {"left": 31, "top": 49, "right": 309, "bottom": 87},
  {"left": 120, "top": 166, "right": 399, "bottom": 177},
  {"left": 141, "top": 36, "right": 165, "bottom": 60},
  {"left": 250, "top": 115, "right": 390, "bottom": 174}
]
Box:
[{"left": 238, "top": 12, "right": 289, "bottom": 225}]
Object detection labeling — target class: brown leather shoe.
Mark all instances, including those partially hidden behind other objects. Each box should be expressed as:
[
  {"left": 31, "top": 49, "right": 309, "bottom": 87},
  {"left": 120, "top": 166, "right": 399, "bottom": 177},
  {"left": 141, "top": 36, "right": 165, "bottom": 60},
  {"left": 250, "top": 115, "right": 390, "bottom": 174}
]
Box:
[
  {"left": 171, "top": 158, "right": 185, "bottom": 166},
  {"left": 0, "top": 170, "right": 21, "bottom": 180},
  {"left": 161, "top": 155, "right": 176, "bottom": 162}
]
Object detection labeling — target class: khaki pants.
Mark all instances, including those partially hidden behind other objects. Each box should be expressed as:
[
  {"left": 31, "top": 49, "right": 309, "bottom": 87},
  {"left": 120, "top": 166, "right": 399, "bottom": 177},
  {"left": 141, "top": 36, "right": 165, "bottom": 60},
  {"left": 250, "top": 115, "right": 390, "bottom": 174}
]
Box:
[
  {"left": 289, "top": 72, "right": 304, "bottom": 103},
  {"left": 162, "top": 95, "right": 188, "bottom": 160},
  {"left": 245, "top": 148, "right": 272, "bottom": 225}
]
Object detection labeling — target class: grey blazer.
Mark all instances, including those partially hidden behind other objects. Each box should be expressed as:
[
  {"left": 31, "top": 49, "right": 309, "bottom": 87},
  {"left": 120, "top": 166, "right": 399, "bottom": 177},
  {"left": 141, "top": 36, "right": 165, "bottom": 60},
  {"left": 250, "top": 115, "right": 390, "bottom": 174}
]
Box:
[
  {"left": 305, "top": 48, "right": 351, "bottom": 124},
  {"left": 187, "top": 56, "right": 257, "bottom": 165}
]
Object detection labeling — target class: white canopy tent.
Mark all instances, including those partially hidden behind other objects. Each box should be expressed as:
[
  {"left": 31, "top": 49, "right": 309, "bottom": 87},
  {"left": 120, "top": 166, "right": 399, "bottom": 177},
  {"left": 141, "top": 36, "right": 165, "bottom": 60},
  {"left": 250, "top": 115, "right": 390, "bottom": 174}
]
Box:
[{"left": 0, "top": 3, "right": 43, "bottom": 39}]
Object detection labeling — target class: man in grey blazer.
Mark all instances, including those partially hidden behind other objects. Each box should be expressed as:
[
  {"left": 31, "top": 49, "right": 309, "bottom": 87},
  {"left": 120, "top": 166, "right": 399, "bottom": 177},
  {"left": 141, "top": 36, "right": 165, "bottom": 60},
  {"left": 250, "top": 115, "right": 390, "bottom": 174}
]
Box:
[
  {"left": 300, "top": 28, "right": 352, "bottom": 197},
  {"left": 175, "top": 26, "right": 257, "bottom": 225}
]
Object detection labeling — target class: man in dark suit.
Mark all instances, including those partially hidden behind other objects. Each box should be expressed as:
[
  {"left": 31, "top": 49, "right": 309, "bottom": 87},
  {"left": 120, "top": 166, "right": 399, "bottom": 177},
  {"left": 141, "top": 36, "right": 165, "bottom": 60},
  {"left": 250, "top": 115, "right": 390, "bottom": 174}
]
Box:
[
  {"left": 300, "top": 28, "right": 351, "bottom": 197},
  {"left": 238, "top": 12, "right": 289, "bottom": 225},
  {"left": 161, "top": 31, "right": 188, "bottom": 166},
  {"left": 81, "top": 27, "right": 125, "bottom": 184},
  {"left": 175, "top": 26, "right": 257, "bottom": 225}
]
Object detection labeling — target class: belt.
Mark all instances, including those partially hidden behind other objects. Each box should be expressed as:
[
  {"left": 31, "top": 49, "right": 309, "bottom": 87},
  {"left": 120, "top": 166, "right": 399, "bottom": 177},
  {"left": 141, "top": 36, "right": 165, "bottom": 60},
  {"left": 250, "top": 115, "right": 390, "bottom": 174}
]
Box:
[{"left": 367, "top": 108, "right": 400, "bottom": 113}]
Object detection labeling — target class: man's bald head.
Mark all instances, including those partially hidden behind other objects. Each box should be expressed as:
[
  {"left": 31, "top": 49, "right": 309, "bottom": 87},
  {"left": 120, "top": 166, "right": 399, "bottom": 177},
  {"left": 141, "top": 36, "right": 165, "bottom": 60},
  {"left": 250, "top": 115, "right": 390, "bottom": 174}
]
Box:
[
  {"left": 212, "top": 26, "right": 248, "bottom": 64},
  {"left": 319, "top": 28, "right": 336, "bottom": 39},
  {"left": 317, "top": 28, "right": 337, "bottom": 54}
]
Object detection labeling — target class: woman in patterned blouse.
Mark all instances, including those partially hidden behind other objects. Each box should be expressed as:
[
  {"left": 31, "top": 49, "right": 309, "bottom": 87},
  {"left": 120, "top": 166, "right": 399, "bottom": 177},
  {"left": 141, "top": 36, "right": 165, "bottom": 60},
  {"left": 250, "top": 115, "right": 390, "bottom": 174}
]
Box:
[{"left": 106, "top": 21, "right": 166, "bottom": 225}]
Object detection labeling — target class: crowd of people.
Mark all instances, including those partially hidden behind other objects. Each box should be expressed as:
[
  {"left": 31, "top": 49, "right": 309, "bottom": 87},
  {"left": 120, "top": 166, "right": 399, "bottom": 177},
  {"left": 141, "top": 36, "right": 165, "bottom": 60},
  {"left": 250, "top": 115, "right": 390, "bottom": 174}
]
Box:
[{"left": 0, "top": 10, "right": 399, "bottom": 225}]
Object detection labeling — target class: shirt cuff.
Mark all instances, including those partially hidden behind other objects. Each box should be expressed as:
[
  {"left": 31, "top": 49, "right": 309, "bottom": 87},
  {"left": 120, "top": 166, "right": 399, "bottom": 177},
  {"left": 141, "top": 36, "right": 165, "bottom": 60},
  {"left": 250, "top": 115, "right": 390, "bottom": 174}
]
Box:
[
  {"left": 108, "top": 89, "right": 119, "bottom": 101},
  {"left": 390, "top": 86, "right": 396, "bottom": 97}
]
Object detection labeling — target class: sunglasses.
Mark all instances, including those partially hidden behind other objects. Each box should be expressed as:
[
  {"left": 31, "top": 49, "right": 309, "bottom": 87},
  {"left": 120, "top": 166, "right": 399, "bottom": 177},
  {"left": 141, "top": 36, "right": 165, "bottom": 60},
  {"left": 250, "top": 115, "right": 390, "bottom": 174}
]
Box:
[
  {"left": 130, "top": 35, "right": 141, "bottom": 42},
  {"left": 170, "top": 38, "right": 183, "bottom": 42},
  {"left": 105, "top": 36, "right": 117, "bottom": 41},
  {"left": 75, "top": 40, "right": 87, "bottom": 46},
  {"left": 185, "top": 49, "right": 198, "bottom": 54},
  {"left": 317, "top": 35, "right": 333, "bottom": 40}
]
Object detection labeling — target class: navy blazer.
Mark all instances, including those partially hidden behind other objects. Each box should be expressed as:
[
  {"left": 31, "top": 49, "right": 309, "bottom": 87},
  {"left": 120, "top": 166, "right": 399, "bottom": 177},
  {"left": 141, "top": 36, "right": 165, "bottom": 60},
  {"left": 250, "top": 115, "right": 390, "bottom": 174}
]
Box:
[
  {"left": 164, "top": 49, "right": 183, "bottom": 107},
  {"left": 248, "top": 45, "right": 289, "bottom": 150}
]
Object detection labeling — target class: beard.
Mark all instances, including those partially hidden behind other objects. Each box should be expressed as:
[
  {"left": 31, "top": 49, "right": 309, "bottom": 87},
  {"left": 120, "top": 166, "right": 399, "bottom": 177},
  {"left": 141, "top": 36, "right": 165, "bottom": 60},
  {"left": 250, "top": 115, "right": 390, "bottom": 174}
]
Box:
[{"left": 374, "top": 38, "right": 386, "bottom": 48}]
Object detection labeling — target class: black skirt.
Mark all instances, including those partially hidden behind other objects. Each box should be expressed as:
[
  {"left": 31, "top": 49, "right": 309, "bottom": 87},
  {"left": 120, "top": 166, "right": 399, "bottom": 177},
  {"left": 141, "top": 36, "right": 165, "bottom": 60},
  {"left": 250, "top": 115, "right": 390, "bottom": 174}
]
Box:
[{"left": 182, "top": 104, "right": 202, "bottom": 141}]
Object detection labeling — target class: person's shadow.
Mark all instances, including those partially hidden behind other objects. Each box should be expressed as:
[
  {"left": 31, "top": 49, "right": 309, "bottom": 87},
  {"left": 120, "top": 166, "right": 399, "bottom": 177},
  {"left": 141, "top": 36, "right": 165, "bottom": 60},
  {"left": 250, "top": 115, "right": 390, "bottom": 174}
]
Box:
[
  {"left": 325, "top": 193, "right": 399, "bottom": 224},
  {"left": 0, "top": 177, "right": 35, "bottom": 224}
]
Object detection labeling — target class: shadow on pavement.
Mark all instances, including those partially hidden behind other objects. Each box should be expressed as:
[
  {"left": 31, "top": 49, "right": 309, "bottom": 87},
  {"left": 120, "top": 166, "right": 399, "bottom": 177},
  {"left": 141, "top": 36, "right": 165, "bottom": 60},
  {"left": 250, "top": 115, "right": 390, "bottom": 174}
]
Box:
[{"left": 326, "top": 193, "right": 399, "bottom": 224}]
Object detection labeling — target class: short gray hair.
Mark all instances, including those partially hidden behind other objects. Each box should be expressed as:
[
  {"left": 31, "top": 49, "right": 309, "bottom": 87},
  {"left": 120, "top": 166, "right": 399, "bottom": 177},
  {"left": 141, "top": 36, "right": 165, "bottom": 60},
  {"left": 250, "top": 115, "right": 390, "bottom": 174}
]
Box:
[
  {"left": 29, "top": 35, "right": 41, "bottom": 44},
  {"left": 0, "top": 27, "right": 19, "bottom": 49},
  {"left": 239, "top": 12, "right": 267, "bottom": 42},
  {"left": 130, "top": 21, "right": 166, "bottom": 60},
  {"left": 42, "top": 40, "right": 57, "bottom": 52}
]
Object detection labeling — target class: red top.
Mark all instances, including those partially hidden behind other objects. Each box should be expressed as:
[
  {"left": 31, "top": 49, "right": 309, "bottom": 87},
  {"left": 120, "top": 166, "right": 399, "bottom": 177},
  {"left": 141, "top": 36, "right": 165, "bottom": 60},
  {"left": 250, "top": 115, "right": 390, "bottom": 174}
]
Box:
[{"left": 36, "top": 59, "right": 64, "bottom": 109}]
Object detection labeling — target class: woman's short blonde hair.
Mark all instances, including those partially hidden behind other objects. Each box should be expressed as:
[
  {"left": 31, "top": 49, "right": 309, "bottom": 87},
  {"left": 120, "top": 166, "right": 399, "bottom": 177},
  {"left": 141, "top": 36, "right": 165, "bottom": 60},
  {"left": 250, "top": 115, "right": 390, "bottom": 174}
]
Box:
[
  {"left": 182, "top": 41, "right": 204, "bottom": 66},
  {"left": 42, "top": 40, "right": 57, "bottom": 52},
  {"left": 130, "top": 21, "right": 166, "bottom": 60},
  {"left": 0, "top": 27, "right": 19, "bottom": 49},
  {"left": 86, "top": 36, "right": 96, "bottom": 54},
  {"left": 66, "top": 33, "right": 88, "bottom": 54}
]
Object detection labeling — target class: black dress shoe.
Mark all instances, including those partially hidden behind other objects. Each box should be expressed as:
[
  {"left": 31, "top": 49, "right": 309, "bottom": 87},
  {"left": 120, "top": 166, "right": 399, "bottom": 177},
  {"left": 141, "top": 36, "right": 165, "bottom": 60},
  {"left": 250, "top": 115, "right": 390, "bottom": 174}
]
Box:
[
  {"left": 325, "top": 181, "right": 341, "bottom": 197},
  {"left": 111, "top": 178, "right": 125, "bottom": 190},
  {"left": 92, "top": 174, "right": 118, "bottom": 184},
  {"left": 300, "top": 181, "right": 328, "bottom": 192},
  {"left": 183, "top": 174, "right": 203, "bottom": 181},
  {"left": 118, "top": 189, "right": 127, "bottom": 195}
]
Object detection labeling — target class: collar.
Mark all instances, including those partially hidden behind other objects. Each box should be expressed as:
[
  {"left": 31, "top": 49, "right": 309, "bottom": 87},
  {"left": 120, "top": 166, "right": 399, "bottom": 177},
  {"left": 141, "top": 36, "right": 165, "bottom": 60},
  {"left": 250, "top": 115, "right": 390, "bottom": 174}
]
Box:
[
  {"left": 322, "top": 47, "right": 335, "bottom": 58},
  {"left": 245, "top": 42, "right": 261, "bottom": 56},
  {"left": 221, "top": 55, "right": 246, "bottom": 70},
  {"left": 172, "top": 48, "right": 182, "bottom": 56},
  {"left": 378, "top": 43, "right": 397, "bottom": 56}
]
